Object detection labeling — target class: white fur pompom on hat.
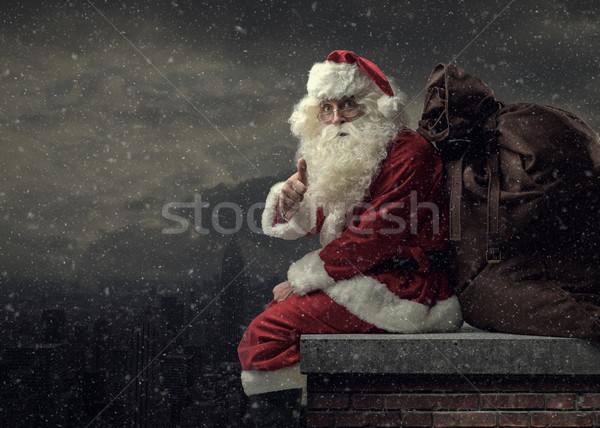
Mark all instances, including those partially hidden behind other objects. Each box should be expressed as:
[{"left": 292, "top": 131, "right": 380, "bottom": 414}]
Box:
[{"left": 306, "top": 50, "right": 404, "bottom": 118}]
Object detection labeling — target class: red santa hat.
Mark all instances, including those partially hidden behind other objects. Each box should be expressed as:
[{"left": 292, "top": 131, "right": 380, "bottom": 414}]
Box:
[{"left": 306, "top": 50, "right": 403, "bottom": 118}]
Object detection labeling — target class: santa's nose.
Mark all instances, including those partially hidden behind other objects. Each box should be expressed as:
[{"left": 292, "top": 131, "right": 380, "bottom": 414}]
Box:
[{"left": 330, "top": 109, "right": 346, "bottom": 124}]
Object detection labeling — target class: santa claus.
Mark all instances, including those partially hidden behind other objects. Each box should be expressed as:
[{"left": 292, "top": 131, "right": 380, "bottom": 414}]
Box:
[{"left": 238, "top": 50, "right": 463, "bottom": 427}]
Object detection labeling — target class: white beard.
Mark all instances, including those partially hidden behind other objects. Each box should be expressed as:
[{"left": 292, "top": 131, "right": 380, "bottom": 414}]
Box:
[{"left": 297, "top": 116, "right": 398, "bottom": 213}]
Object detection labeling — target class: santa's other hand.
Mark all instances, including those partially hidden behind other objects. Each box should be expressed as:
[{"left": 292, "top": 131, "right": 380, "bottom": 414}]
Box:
[{"left": 273, "top": 281, "right": 294, "bottom": 302}]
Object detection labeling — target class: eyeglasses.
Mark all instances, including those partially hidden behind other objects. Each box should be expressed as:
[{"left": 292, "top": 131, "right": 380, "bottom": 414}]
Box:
[{"left": 317, "top": 99, "right": 363, "bottom": 123}]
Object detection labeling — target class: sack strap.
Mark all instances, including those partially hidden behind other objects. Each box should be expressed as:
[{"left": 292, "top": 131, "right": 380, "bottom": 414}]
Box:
[
  {"left": 445, "top": 141, "right": 502, "bottom": 263},
  {"left": 447, "top": 147, "right": 469, "bottom": 241},
  {"left": 486, "top": 149, "right": 502, "bottom": 263}
]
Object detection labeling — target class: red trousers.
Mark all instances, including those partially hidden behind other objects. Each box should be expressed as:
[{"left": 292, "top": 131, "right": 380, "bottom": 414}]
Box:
[{"left": 238, "top": 290, "right": 385, "bottom": 372}]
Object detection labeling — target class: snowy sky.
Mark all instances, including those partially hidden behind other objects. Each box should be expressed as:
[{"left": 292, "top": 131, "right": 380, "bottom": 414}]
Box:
[{"left": 1, "top": 0, "right": 598, "bottom": 293}]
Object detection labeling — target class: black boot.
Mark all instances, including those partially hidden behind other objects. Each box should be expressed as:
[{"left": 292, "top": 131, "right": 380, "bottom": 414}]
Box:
[{"left": 248, "top": 388, "right": 302, "bottom": 428}]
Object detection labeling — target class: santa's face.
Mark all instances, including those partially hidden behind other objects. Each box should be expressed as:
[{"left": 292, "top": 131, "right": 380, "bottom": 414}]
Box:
[{"left": 297, "top": 99, "right": 397, "bottom": 209}]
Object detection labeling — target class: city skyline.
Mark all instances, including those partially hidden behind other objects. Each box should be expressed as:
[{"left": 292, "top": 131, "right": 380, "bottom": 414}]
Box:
[{"left": 1, "top": 239, "right": 254, "bottom": 426}]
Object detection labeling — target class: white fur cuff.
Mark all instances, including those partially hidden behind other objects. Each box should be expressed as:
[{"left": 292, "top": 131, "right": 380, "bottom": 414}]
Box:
[
  {"left": 241, "top": 364, "right": 307, "bottom": 396},
  {"left": 261, "top": 182, "right": 317, "bottom": 240},
  {"left": 288, "top": 250, "right": 335, "bottom": 295}
]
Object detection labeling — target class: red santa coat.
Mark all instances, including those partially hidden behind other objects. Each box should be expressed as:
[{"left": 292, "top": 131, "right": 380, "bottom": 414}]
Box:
[
  {"left": 238, "top": 129, "right": 462, "bottom": 394},
  {"left": 261, "top": 129, "right": 462, "bottom": 333}
]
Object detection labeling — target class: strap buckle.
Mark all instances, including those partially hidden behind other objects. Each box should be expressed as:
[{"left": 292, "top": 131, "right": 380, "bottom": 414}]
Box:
[{"left": 486, "top": 232, "right": 502, "bottom": 263}]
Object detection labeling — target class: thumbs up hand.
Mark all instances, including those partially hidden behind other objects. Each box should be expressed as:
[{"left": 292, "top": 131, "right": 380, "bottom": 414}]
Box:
[
  {"left": 296, "top": 158, "right": 308, "bottom": 186},
  {"left": 279, "top": 158, "right": 308, "bottom": 221}
]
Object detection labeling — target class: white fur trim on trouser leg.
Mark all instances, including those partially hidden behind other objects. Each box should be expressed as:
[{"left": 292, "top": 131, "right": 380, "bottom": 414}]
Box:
[
  {"left": 261, "top": 182, "right": 318, "bottom": 240},
  {"left": 241, "top": 364, "right": 307, "bottom": 396},
  {"left": 324, "top": 275, "right": 463, "bottom": 333},
  {"left": 287, "top": 250, "right": 335, "bottom": 295}
]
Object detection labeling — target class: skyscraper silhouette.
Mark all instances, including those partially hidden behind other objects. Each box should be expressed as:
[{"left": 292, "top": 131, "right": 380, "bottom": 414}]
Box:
[
  {"left": 129, "top": 309, "right": 163, "bottom": 427},
  {"left": 217, "top": 237, "right": 247, "bottom": 364}
]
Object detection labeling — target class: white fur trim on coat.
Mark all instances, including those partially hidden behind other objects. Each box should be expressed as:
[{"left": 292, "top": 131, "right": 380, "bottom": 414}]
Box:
[
  {"left": 287, "top": 246, "right": 462, "bottom": 333},
  {"left": 261, "top": 182, "right": 318, "bottom": 240},
  {"left": 319, "top": 208, "right": 347, "bottom": 247},
  {"left": 287, "top": 250, "right": 335, "bottom": 295},
  {"left": 241, "top": 364, "right": 307, "bottom": 396},
  {"left": 324, "top": 275, "right": 463, "bottom": 333}
]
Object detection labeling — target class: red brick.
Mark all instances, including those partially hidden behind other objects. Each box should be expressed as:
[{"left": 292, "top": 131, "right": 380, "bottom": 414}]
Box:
[
  {"left": 497, "top": 412, "right": 529, "bottom": 427},
  {"left": 401, "top": 412, "right": 432, "bottom": 427},
  {"left": 481, "top": 394, "right": 544, "bottom": 409},
  {"left": 546, "top": 394, "right": 576, "bottom": 410},
  {"left": 352, "top": 394, "right": 383, "bottom": 410},
  {"left": 384, "top": 394, "right": 447, "bottom": 410},
  {"left": 448, "top": 395, "right": 479, "bottom": 410},
  {"left": 579, "top": 394, "right": 600, "bottom": 409},
  {"left": 433, "top": 411, "right": 497, "bottom": 427},
  {"left": 530, "top": 412, "right": 595, "bottom": 427},
  {"left": 307, "top": 393, "right": 349, "bottom": 409},
  {"left": 306, "top": 412, "right": 335, "bottom": 427},
  {"left": 336, "top": 412, "right": 400, "bottom": 427}
]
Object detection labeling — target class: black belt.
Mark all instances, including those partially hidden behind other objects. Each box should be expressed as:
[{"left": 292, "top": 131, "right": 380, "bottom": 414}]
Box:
[{"left": 368, "top": 250, "right": 450, "bottom": 274}]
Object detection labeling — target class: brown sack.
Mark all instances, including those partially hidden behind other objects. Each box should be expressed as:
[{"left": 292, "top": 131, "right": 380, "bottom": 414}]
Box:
[{"left": 418, "top": 63, "right": 600, "bottom": 342}]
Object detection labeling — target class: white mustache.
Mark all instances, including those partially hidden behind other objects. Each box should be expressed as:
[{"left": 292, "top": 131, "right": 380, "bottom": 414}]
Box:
[{"left": 320, "top": 122, "right": 359, "bottom": 140}]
